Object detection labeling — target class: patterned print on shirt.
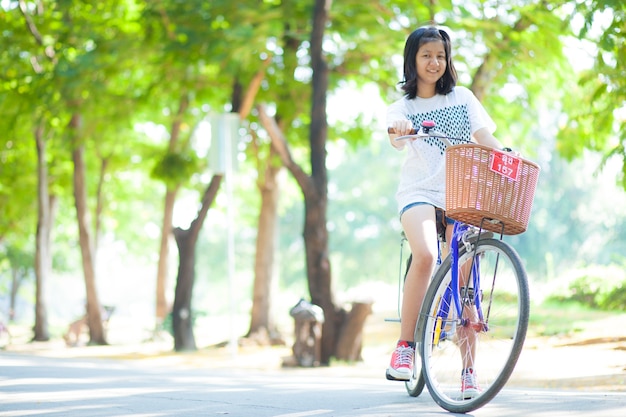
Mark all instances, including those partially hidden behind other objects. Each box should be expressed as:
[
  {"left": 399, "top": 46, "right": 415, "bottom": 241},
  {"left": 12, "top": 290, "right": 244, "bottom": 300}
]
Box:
[{"left": 407, "top": 104, "right": 471, "bottom": 155}]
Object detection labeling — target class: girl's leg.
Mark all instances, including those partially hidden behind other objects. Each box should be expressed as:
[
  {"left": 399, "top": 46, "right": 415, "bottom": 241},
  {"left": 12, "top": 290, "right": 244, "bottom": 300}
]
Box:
[
  {"left": 454, "top": 229, "right": 477, "bottom": 371},
  {"left": 387, "top": 203, "right": 438, "bottom": 381},
  {"left": 399, "top": 204, "right": 439, "bottom": 342},
  {"left": 458, "top": 307, "right": 478, "bottom": 369}
]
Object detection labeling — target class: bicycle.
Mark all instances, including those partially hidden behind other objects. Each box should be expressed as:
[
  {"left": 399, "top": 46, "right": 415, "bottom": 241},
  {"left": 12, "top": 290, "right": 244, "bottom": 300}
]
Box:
[{"left": 387, "top": 121, "right": 540, "bottom": 413}]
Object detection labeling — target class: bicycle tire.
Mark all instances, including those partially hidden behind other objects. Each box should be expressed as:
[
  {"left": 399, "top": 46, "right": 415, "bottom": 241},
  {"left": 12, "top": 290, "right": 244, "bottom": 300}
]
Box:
[
  {"left": 405, "top": 366, "right": 426, "bottom": 397},
  {"left": 418, "top": 238, "right": 529, "bottom": 413}
]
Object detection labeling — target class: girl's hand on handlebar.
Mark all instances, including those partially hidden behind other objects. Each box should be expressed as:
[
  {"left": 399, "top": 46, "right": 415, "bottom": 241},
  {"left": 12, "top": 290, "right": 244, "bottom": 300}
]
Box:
[
  {"left": 388, "top": 120, "right": 414, "bottom": 150},
  {"left": 502, "top": 147, "right": 522, "bottom": 157},
  {"left": 389, "top": 120, "right": 414, "bottom": 137}
]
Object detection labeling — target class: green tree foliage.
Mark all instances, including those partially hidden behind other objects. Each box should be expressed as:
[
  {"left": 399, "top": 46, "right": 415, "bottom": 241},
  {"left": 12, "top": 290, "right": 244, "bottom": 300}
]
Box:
[
  {"left": 558, "top": 0, "right": 626, "bottom": 187},
  {"left": 546, "top": 264, "right": 626, "bottom": 311},
  {"left": 150, "top": 150, "right": 205, "bottom": 188},
  {"left": 1, "top": 0, "right": 626, "bottom": 339}
]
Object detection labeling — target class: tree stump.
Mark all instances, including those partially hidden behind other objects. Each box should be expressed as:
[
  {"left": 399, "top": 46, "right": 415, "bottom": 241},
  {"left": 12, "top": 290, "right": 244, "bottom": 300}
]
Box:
[
  {"left": 334, "top": 301, "right": 373, "bottom": 362},
  {"left": 286, "top": 299, "right": 325, "bottom": 367}
]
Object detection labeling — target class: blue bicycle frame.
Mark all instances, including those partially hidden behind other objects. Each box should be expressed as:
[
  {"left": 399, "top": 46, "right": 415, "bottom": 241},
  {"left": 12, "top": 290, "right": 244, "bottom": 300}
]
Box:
[{"left": 436, "top": 222, "right": 488, "bottom": 343}]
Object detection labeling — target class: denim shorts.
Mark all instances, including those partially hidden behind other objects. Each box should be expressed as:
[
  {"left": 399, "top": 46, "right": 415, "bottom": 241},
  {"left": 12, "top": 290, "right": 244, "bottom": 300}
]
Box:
[
  {"left": 400, "top": 202, "right": 455, "bottom": 223},
  {"left": 399, "top": 202, "right": 455, "bottom": 240}
]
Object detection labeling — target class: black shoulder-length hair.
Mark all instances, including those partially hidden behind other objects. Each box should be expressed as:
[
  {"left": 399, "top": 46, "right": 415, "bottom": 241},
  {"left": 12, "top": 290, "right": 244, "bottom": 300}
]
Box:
[{"left": 400, "top": 26, "right": 457, "bottom": 99}]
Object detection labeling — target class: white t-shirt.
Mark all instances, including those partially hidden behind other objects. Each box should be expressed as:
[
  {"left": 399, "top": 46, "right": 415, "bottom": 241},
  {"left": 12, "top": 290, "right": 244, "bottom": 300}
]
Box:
[{"left": 387, "top": 86, "right": 496, "bottom": 213}]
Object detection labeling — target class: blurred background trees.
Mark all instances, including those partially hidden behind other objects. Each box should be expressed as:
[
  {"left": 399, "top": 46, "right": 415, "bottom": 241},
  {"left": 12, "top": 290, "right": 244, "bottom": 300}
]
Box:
[{"left": 1, "top": 0, "right": 625, "bottom": 359}]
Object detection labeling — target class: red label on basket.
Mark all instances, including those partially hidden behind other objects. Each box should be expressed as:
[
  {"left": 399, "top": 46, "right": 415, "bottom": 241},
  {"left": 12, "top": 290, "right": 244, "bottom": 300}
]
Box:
[{"left": 490, "top": 150, "right": 521, "bottom": 181}]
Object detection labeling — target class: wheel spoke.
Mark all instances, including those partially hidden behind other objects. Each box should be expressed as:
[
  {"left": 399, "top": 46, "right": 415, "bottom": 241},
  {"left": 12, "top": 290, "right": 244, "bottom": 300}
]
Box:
[{"left": 418, "top": 239, "right": 529, "bottom": 413}]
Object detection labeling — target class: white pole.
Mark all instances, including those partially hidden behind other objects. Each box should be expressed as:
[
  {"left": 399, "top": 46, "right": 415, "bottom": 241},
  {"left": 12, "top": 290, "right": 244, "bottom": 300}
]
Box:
[
  {"left": 224, "top": 116, "right": 238, "bottom": 358},
  {"left": 209, "top": 113, "right": 239, "bottom": 358}
]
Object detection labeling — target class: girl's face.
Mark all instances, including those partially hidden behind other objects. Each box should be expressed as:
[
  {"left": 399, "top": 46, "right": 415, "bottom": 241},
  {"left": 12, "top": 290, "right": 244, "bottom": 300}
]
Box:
[{"left": 415, "top": 40, "right": 447, "bottom": 90}]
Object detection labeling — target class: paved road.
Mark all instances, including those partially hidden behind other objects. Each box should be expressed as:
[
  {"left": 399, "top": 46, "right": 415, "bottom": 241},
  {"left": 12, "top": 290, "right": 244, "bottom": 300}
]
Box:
[{"left": 1, "top": 352, "right": 625, "bottom": 417}]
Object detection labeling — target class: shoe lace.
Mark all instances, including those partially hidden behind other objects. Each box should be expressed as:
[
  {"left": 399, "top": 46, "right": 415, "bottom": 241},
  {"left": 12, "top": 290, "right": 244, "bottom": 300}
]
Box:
[
  {"left": 462, "top": 370, "right": 479, "bottom": 389},
  {"left": 394, "top": 346, "right": 414, "bottom": 367}
]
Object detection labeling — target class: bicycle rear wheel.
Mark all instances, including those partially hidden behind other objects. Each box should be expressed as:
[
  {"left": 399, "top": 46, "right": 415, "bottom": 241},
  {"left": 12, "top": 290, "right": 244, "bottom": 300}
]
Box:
[
  {"left": 418, "top": 238, "right": 529, "bottom": 413},
  {"left": 402, "top": 254, "right": 426, "bottom": 398},
  {"left": 404, "top": 355, "right": 425, "bottom": 397}
]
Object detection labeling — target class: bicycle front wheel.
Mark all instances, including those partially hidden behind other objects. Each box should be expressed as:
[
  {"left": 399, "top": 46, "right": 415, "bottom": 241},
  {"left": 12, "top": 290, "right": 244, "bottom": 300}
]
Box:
[{"left": 418, "top": 238, "right": 529, "bottom": 413}]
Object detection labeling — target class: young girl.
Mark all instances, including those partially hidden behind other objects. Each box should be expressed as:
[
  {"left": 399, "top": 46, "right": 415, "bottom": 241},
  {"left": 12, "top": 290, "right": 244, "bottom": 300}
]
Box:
[{"left": 385, "top": 26, "right": 502, "bottom": 398}]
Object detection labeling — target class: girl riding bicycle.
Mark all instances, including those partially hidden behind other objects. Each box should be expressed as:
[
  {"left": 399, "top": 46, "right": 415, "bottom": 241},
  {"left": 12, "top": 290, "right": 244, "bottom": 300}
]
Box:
[{"left": 386, "top": 25, "right": 503, "bottom": 397}]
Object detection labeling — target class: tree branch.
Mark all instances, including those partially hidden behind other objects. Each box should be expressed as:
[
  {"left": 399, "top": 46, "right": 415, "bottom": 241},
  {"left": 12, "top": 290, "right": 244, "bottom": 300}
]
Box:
[
  {"left": 18, "top": 0, "right": 43, "bottom": 45},
  {"left": 239, "top": 56, "right": 272, "bottom": 120},
  {"left": 188, "top": 174, "right": 223, "bottom": 243},
  {"left": 257, "top": 104, "right": 310, "bottom": 190},
  {"left": 18, "top": 0, "right": 56, "bottom": 68}
]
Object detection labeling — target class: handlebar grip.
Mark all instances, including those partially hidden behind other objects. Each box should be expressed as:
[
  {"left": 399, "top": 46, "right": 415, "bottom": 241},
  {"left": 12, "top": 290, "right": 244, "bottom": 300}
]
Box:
[
  {"left": 387, "top": 127, "right": 418, "bottom": 134},
  {"left": 388, "top": 120, "right": 436, "bottom": 135}
]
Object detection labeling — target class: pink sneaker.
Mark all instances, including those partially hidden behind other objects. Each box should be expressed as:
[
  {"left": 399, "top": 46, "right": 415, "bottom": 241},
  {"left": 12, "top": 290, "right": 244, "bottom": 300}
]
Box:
[
  {"left": 461, "top": 368, "right": 481, "bottom": 399},
  {"left": 385, "top": 341, "right": 414, "bottom": 381}
]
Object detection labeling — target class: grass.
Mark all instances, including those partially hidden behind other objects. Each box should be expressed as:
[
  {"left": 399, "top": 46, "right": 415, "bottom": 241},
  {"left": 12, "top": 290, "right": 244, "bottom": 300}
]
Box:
[
  {"left": 528, "top": 300, "right": 618, "bottom": 337},
  {"left": 366, "top": 300, "right": 622, "bottom": 348}
]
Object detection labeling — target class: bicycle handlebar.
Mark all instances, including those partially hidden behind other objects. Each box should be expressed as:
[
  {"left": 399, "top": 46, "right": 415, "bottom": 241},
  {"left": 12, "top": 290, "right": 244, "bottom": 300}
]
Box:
[
  {"left": 387, "top": 127, "right": 418, "bottom": 135},
  {"left": 388, "top": 120, "right": 515, "bottom": 153},
  {"left": 388, "top": 121, "right": 459, "bottom": 147}
]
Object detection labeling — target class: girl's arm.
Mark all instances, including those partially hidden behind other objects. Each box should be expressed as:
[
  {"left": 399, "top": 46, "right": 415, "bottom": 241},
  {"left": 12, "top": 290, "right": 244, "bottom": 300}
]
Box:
[{"left": 473, "top": 127, "right": 503, "bottom": 149}]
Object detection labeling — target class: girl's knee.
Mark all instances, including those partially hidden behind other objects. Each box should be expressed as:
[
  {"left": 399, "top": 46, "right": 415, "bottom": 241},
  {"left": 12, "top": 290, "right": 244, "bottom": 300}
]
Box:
[{"left": 411, "top": 250, "right": 437, "bottom": 271}]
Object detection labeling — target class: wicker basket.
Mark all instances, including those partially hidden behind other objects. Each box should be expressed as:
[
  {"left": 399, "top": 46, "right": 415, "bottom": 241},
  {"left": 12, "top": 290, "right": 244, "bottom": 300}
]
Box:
[{"left": 445, "top": 144, "right": 540, "bottom": 235}]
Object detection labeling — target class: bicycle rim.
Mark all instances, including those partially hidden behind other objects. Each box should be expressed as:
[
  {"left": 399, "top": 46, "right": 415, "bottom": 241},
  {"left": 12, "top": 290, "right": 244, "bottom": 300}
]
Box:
[{"left": 419, "top": 239, "right": 529, "bottom": 413}]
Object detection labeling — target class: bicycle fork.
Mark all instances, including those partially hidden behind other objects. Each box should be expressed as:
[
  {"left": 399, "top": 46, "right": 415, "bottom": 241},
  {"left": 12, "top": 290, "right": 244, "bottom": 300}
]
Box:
[{"left": 434, "top": 223, "right": 489, "bottom": 345}]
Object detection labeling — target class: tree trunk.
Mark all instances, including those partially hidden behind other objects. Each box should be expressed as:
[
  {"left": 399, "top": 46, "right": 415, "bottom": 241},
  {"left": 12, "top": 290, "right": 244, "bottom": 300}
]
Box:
[
  {"left": 335, "top": 302, "right": 373, "bottom": 361},
  {"left": 470, "top": 53, "right": 498, "bottom": 102},
  {"left": 303, "top": 194, "right": 337, "bottom": 364},
  {"left": 470, "top": 16, "right": 533, "bottom": 102},
  {"left": 155, "top": 93, "right": 188, "bottom": 325},
  {"left": 247, "top": 145, "right": 281, "bottom": 340},
  {"left": 94, "top": 157, "right": 109, "bottom": 253},
  {"left": 10, "top": 268, "right": 22, "bottom": 323},
  {"left": 156, "top": 188, "right": 177, "bottom": 322},
  {"left": 172, "top": 226, "right": 196, "bottom": 351},
  {"left": 305, "top": 0, "right": 336, "bottom": 365},
  {"left": 232, "top": 60, "right": 276, "bottom": 342},
  {"left": 172, "top": 174, "right": 222, "bottom": 351},
  {"left": 70, "top": 113, "right": 105, "bottom": 345},
  {"left": 33, "top": 124, "right": 50, "bottom": 341},
  {"left": 257, "top": 0, "right": 365, "bottom": 365}
]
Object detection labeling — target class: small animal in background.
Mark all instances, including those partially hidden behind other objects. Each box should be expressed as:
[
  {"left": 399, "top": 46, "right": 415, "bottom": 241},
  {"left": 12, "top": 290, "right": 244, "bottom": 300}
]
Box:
[
  {"left": 63, "top": 316, "right": 88, "bottom": 347},
  {"left": 63, "top": 305, "right": 115, "bottom": 347}
]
